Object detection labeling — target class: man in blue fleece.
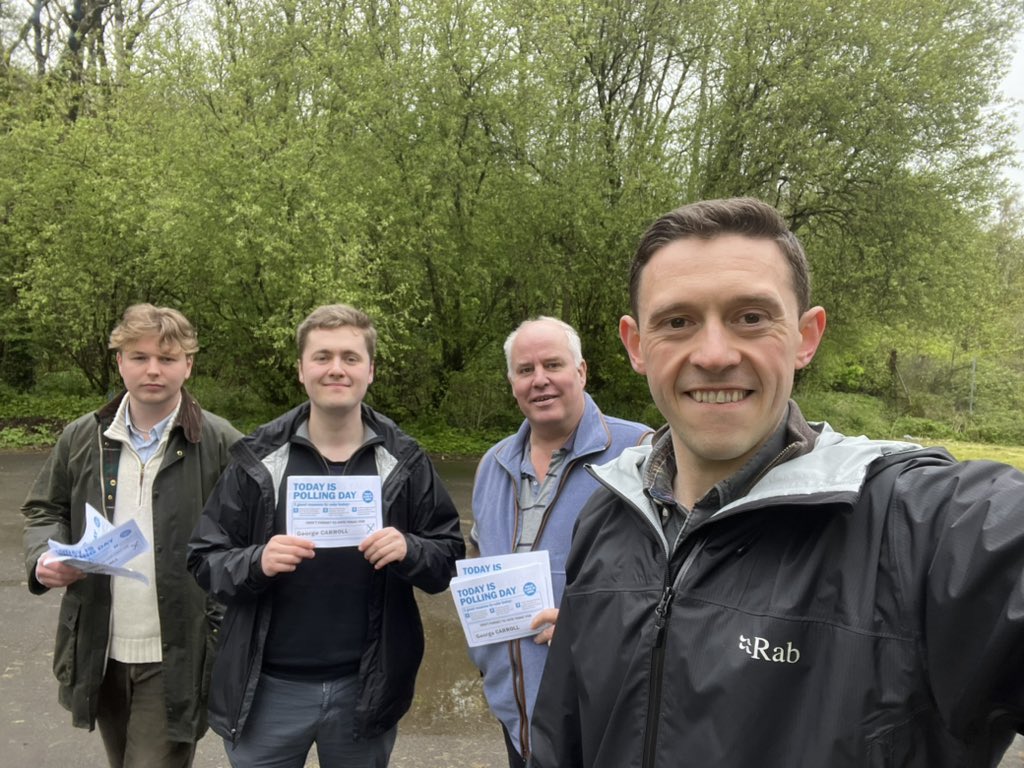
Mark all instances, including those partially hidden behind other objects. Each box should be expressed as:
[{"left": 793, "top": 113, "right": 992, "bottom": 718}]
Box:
[{"left": 470, "top": 316, "right": 650, "bottom": 767}]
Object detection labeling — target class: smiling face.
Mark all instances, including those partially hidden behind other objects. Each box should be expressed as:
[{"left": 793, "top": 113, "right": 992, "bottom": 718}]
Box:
[
  {"left": 117, "top": 334, "right": 193, "bottom": 425},
  {"left": 508, "top": 320, "right": 588, "bottom": 441},
  {"left": 620, "top": 234, "right": 825, "bottom": 488},
  {"left": 298, "top": 326, "right": 375, "bottom": 421}
]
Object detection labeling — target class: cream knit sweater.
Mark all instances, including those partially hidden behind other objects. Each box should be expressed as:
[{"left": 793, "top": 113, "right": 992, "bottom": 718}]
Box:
[{"left": 103, "top": 397, "right": 181, "bottom": 664}]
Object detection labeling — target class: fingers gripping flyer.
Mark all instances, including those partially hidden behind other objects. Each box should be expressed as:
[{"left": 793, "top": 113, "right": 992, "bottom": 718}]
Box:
[
  {"left": 451, "top": 551, "right": 555, "bottom": 647},
  {"left": 286, "top": 475, "right": 383, "bottom": 547},
  {"left": 47, "top": 503, "right": 150, "bottom": 583}
]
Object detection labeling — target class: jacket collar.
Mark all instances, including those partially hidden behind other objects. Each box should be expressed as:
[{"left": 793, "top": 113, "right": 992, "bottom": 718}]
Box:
[
  {"left": 95, "top": 387, "right": 205, "bottom": 443},
  {"left": 590, "top": 400, "right": 924, "bottom": 516},
  {"left": 240, "top": 400, "right": 411, "bottom": 463},
  {"left": 496, "top": 392, "right": 611, "bottom": 474}
]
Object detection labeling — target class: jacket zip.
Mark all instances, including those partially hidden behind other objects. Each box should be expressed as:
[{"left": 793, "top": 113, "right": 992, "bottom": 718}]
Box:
[
  {"left": 230, "top": 436, "right": 404, "bottom": 739},
  {"left": 642, "top": 542, "right": 703, "bottom": 768},
  {"left": 590, "top": 439, "right": 806, "bottom": 767},
  {"left": 505, "top": 451, "right": 594, "bottom": 759},
  {"left": 511, "top": 641, "right": 530, "bottom": 756},
  {"left": 511, "top": 452, "right": 584, "bottom": 553}
]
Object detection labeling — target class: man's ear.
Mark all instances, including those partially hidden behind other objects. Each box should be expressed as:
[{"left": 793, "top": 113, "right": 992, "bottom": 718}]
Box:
[
  {"left": 795, "top": 306, "right": 827, "bottom": 370},
  {"left": 619, "top": 315, "right": 646, "bottom": 375},
  {"left": 296, "top": 359, "right": 304, "bottom": 384}
]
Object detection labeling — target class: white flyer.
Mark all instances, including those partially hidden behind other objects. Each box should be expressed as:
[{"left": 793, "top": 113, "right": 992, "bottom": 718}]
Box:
[
  {"left": 286, "top": 475, "right": 383, "bottom": 548},
  {"left": 47, "top": 503, "right": 150, "bottom": 584},
  {"left": 451, "top": 551, "right": 554, "bottom": 647}
]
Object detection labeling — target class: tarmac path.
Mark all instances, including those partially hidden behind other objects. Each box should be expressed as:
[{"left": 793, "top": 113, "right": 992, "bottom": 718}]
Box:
[
  {"left": 1, "top": 450, "right": 502, "bottom": 768},
  {"left": 3, "top": 449, "right": 1022, "bottom": 767}
]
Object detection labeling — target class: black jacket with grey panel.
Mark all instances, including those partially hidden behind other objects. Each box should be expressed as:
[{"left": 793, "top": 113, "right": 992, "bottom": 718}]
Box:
[
  {"left": 528, "top": 403, "right": 1024, "bottom": 768},
  {"left": 187, "top": 401, "right": 465, "bottom": 743}
]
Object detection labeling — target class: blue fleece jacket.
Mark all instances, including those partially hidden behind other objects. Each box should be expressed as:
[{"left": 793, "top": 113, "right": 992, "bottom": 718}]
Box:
[{"left": 468, "top": 392, "right": 650, "bottom": 758}]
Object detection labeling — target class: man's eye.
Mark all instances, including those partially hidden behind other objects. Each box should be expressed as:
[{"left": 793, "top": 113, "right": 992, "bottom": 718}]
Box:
[
  {"left": 740, "top": 313, "right": 765, "bottom": 325},
  {"left": 667, "top": 317, "right": 689, "bottom": 328}
]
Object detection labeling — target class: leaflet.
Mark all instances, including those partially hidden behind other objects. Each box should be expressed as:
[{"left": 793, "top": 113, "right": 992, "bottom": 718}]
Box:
[
  {"left": 47, "top": 503, "right": 150, "bottom": 584},
  {"left": 285, "top": 475, "right": 383, "bottom": 548},
  {"left": 451, "top": 551, "right": 554, "bottom": 647}
]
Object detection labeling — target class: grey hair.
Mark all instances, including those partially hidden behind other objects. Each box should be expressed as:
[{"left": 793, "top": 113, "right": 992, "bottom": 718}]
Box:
[{"left": 503, "top": 316, "right": 583, "bottom": 377}]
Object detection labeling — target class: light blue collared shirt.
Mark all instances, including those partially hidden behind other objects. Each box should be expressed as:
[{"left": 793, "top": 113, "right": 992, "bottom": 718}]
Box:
[{"left": 125, "top": 402, "right": 177, "bottom": 464}]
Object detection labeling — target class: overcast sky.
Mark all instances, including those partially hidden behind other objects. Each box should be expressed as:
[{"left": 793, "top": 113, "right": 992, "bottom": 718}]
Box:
[{"left": 1002, "top": 36, "right": 1024, "bottom": 192}]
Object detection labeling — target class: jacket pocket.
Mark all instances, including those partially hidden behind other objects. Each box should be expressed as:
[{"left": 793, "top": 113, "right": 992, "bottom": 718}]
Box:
[{"left": 52, "top": 593, "right": 81, "bottom": 686}]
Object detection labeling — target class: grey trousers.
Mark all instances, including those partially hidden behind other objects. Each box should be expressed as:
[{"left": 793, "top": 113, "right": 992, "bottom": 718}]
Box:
[{"left": 223, "top": 672, "right": 397, "bottom": 768}]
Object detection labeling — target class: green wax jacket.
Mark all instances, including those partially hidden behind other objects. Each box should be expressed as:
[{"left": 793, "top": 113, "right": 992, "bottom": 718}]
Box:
[{"left": 22, "top": 388, "right": 240, "bottom": 742}]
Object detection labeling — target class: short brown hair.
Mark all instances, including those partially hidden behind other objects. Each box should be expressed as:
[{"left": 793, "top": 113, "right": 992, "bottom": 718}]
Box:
[
  {"left": 629, "top": 198, "right": 812, "bottom": 317},
  {"left": 108, "top": 304, "right": 199, "bottom": 355},
  {"left": 296, "top": 304, "right": 377, "bottom": 359}
]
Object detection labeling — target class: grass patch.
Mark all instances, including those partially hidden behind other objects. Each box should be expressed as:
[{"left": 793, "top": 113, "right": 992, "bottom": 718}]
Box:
[{"left": 919, "top": 440, "right": 1024, "bottom": 471}]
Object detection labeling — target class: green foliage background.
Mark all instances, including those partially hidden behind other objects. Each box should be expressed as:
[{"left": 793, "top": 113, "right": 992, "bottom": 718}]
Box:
[{"left": 1, "top": 0, "right": 1023, "bottom": 445}]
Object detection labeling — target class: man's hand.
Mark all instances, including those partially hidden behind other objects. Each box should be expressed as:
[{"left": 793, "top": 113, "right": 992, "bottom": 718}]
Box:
[
  {"left": 260, "top": 535, "right": 316, "bottom": 576},
  {"left": 359, "top": 527, "right": 407, "bottom": 570},
  {"left": 531, "top": 607, "right": 559, "bottom": 645},
  {"left": 35, "top": 552, "right": 86, "bottom": 589}
]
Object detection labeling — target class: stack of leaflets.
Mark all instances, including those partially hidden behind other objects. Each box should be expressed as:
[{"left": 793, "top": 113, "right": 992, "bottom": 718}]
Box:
[{"left": 450, "top": 550, "right": 554, "bottom": 647}]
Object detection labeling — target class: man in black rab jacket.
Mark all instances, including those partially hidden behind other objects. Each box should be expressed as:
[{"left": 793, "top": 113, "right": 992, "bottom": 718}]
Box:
[
  {"left": 188, "top": 304, "right": 465, "bottom": 767},
  {"left": 528, "top": 198, "right": 1024, "bottom": 768}
]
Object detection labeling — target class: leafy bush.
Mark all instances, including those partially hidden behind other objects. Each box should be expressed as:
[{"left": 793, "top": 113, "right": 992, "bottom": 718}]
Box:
[
  {"left": 889, "top": 416, "right": 956, "bottom": 441},
  {"left": 32, "top": 369, "right": 99, "bottom": 398},
  {"left": 0, "top": 382, "right": 104, "bottom": 441},
  {"left": 963, "top": 412, "right": 1024, "bottom": 446},
  {"left": 185, "top": 375, "right": 283, "bottom": 434},
  {"left": 406, "top": 421, "right": 507, "bottom": 458},
  {"left": 793, "top": 390, "right": 892, "bottom": 438},
  {"left": 0, "top": 425, "right": 55, "bottom": 449}
]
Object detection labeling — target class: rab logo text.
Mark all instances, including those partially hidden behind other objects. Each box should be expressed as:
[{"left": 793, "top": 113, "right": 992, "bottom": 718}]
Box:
[{"left": 738, "top": 635, "right": 801, "bottom": 663}]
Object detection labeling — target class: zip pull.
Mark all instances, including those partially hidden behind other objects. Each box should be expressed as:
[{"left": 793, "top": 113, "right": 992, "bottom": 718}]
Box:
[{"left": 653, "top": 585, "right": 675, "bottom": 647}]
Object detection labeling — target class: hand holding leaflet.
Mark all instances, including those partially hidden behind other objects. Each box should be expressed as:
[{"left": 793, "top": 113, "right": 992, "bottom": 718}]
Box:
[
  {"left": 451, "top": 551, "right": 555, "bottom": 647},
  {"left": 46, "top": 503, "right": 150, "bottom": 584}
]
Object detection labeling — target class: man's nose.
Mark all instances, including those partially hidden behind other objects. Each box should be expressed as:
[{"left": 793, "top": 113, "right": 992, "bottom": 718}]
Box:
[
  {"left": 530, "top": 368, "right": 550, "bottom": 387},
  {"left": 691, "top": 322, "right": 741, "bottom": 370}
]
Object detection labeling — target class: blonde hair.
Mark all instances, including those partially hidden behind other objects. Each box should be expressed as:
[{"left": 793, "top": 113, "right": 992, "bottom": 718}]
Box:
[{"left": 108, "top": 304, "right": 199, "bottom": 355}]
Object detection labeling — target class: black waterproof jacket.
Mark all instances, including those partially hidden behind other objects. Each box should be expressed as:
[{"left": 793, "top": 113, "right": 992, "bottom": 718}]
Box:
[
  {"left": 529, "top": 409, "right": 1024, "bottom": 768},
  {"left": 187, "top": 402, "right": 465, "bottom": 743}
]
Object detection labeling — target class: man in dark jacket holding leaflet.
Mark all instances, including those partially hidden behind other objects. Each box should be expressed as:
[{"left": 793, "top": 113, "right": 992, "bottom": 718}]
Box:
[
  {"left": 188, "top": 304, "right": 465, "bottom": 767},
  {"left": 528, "top": 198, "right": 1024, "bottom": 768}
]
